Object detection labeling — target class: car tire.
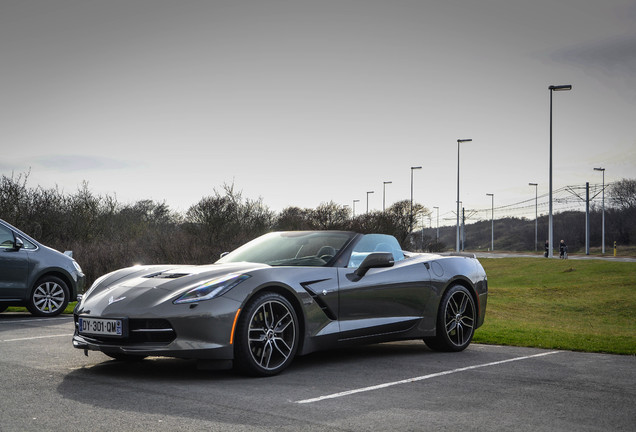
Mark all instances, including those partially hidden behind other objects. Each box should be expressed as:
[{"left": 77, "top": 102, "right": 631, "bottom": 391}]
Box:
[
  {"left": 424, "top": 284, "right": 476, "bottom": 352},
  {"left": 26, "top": 276, "right": 70, "bottom": 317},
  {"left": 234, "top": 292, "right": 299, "bottom": 377}
]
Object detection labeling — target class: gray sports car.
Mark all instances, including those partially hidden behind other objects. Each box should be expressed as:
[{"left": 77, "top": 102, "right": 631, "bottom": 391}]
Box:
[{"left": 73, "top": 231, "right": 487, "bottom": 376}]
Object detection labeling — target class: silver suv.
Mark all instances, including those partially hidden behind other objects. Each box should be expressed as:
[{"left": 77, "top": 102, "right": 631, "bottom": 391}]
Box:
[{"left": 0, "top": 219, "right": 85, "bottom": 316}]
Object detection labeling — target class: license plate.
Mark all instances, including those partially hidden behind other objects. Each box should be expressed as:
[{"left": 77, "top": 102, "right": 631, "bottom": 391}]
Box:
[{"left": 78, "top": 317, "right": 124, "bottom": 337}]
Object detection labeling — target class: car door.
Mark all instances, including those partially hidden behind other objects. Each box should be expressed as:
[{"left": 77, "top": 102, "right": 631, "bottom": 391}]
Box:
[
  {"left": 337, "top": 234, "right": 432, "bottom": 340},
  {"left": 0, "top": 224, "right": 30, "bottom": 298}
]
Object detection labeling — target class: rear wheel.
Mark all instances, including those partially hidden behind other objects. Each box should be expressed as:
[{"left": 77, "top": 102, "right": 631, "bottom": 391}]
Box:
[
  {"left": 27, "top": 276, "right": 69, "bottom": 317},
  {"left": 424, "top": 285, "right": 476, "bottom": 352},
  {"left": 234, "top": 292, "right": 299, "bottom": 376}
]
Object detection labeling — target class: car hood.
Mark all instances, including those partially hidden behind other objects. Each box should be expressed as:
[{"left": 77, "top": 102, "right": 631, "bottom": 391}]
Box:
[{"left": 78, "top": 262, "right": 268, "bottom": 315}]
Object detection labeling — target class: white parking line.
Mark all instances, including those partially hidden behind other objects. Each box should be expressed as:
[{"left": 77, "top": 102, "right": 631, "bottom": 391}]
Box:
[
  {"left": 296, "top": 351, "right": 560, "bottom": 404},
  {"left": 1, "top": 334, "right": 73, "bottom": 343}
]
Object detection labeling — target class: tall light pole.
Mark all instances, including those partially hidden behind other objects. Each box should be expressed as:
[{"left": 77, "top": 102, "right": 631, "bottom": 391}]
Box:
[
  {"left": 456, "top": 139, "right": 472, "bottom": 251},
  {"left": 548, "top": 84, "right": 572, "bottom": 258},
  {"left": 486, "top": 193, "right": 494, "bottom": 251},
  {"left": 594, "top": 167, "right": 605, "bottom": 254},
  {"left": 461, "top": 203, "right": 465, "bottom": 251},
  {"left": 352, "top": 199, "right": 360, "bottom": 218},
  {"left": 433, "top": 206, "right": 439, "bottom": 241},
  {"left": 529, "top": 183, "right": 538, "bottom": 252},
  {"left": 383, "top": 181, "right": 392, "bottom": 212},
  {"left": 366, "top": 191, "right": 374, "bottom": 214},
  {"left": 410, "top": 166, "right": 422, "bottom": 232}
]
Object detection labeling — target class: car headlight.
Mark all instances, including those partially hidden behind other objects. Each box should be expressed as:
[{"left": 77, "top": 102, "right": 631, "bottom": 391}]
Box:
[
  {"left": 173, "top": 273, "right": 251, "bottom": 304},
  {"left": 72, "top": 260, "right": 83, "bottom": 273}
]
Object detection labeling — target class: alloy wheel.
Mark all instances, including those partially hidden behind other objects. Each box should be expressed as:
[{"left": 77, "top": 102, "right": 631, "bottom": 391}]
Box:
[
  {"left": 443, "top": 289, "right": 475, "bottom": 347},
  {"left": 247, "top": 299, "right": 297, "bottom": 372},
  {"left": 32, "top": 280, "right": 67, "bottom": 315}
]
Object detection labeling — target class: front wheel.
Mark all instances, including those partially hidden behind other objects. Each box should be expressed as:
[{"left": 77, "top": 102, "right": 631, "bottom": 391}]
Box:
[
  {"left": 27, "top": 276, "right": 70, "bottom": 317},
  {"left": 424, "top": 285, "right": 476, "bottom": 352},
  {"left": 234, "top": 292, "right": 299, "bottom": 376}
]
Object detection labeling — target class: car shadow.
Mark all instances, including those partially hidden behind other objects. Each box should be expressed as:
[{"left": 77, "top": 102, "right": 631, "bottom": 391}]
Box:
[
  {"left": 60, "top": 340, "right": 436, "bottom": 384},
  {"left": 64, "top": 355, "right": 236, "bottom": 380},
  {"left": 56, "top": 341, "right": 444, "bottom": 423},
  {"left": 259, "top": 341, "right": 437, "bottom": 375},
  {"left": 290, "top": 341, "right": 436, "bottom": 372}
]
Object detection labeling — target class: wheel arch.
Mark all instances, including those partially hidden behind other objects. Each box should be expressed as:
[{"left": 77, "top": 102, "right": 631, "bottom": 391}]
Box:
[
  {"left": 29, "top": 270, "right": 74, "bottom": 299},
  {"left": 241, "top": 284, "right": 307, "bottom": 354},
  {"left": 442, "top": 276, "right": 479, "bottom": 316},
  {"left": 423, "top": 276, "right": 479, "bottom": 352}
]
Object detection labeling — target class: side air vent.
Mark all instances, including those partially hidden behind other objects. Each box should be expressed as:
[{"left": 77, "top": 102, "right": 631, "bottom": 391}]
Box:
[{"left": 300, "top": 279, "right": 337, "bottom": 321}]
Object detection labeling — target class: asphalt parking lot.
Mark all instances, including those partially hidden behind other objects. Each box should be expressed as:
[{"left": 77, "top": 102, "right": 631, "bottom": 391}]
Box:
[{"left": 1, "top": 313, "right": 634, "bottom": 432}]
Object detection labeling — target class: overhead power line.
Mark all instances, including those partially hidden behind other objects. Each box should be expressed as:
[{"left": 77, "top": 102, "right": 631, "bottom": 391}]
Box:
[{"left": 437, "top": 183, "right": 611, "bottom": 226}]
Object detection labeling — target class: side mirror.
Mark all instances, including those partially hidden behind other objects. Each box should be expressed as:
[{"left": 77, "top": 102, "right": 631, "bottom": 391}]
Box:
[
  {"left": 353, "top": 252, "right": 394, "bottom": 279},
  {"left": 13, "top": 237, "right": 24, "bottom": 250}
]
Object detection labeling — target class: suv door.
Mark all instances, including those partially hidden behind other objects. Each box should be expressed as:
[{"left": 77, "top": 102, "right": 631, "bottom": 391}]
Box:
[{"left": 0, "top": 224, "right": 29, "bottom": 299}]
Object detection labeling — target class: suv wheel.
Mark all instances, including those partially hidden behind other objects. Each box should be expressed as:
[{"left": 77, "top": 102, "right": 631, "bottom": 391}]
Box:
[{"left": 27, "top": 276, "right": 70, "bottom": 317}]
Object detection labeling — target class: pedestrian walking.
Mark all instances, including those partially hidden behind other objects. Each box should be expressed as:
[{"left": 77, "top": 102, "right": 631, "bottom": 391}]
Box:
[{"left": 559, "top": 239, "right": 568, "bottom": 259}]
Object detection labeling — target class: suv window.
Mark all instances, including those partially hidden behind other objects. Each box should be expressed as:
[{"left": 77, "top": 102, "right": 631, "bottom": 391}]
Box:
[
  {"left": 0, "top": 225, "right": 15, "bottom": 248},
  {"left": 348, "top": 234, "right": 405, "bottom": 268},
  {"left": 20, "top": 237, "right": 37, "bottom": 249},
  {"left": 0, "top": 224, "right": 37, "bottom": 249}
]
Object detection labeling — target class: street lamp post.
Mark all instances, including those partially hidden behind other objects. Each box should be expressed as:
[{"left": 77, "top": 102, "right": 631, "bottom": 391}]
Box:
[
  {"left": 456, "top": 139, "right": 472, "bottom": 252},
  {"left": 352, "top": 199, "right": 360, "bottom": 218},
  {"left": 383, "top": 181, "right": 392, "bottom": 212},
  {"left": 461, "top": 204, "right": 465, "bottom": 251},
  {"left": 548, "top": 84, "right": 572, "bottom": 258},
  {"left": 486, "top": 193, "right": 494, "bottom": 251},
  {"left": 433, "top": 206, "right": 439, "bottom": 241},
  {"left": 366, "top": 191, "right": 374, "bottom": 214},
  {"left": 410, "top": 166, "right": 422, "bottom": 232},
  {"left": 594, "top": 167, "right": 605, "bottom": 254},
  {"left": 529, "top": 183, "right": 538, "bottom": 252}
]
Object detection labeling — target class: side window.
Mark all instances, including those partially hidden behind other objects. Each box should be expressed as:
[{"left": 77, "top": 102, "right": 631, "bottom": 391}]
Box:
[
  {"left": 347, "top": 234, "right": 405, "bottom": 268},
  {"left": 21, "top": 237, "right": 37, "bottom": 249},
  {"left": 0, "top": 225, "right": 15, "bottom": 248}
]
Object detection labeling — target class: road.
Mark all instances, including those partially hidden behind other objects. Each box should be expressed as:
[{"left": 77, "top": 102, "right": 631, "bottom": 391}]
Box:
[{"left": 1, "top": 313, "right": 634, "bottom": 431}]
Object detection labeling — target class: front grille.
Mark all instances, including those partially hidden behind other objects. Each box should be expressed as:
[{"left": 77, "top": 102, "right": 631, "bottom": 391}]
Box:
[
  {"left": 128, "top": 319, "right": 176, "bottom": 343},
  {"left": 76, "top": 317, "right": 176, "bottom": 345}
]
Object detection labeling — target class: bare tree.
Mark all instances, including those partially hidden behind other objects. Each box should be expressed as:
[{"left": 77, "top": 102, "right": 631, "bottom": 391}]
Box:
[{"left": 609, "top": 179, "right": 636, "bottom": 210}]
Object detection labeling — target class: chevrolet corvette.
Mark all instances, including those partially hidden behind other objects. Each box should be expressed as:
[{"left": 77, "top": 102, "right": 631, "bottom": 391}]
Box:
[{"left": 73, "top": 231, "right": 487, "bottom": 376}]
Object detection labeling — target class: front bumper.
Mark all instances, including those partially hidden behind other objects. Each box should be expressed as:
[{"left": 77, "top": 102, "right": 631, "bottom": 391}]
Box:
[
  {"left": 72, "top": 333, "right": 234, "bottom": 360},
  {"left": 72, "top": 298, "right": 241, "bottom": 360}
]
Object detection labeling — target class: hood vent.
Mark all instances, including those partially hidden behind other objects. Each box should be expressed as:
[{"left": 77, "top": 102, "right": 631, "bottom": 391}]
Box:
[{"left": 144, "top": 272, "right": 190, "bottom": 279}]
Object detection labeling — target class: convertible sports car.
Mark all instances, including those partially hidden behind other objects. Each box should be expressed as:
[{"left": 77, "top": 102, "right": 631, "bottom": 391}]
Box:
[{"left": 73, "top": 231, "right": 487, "bottom": 376}]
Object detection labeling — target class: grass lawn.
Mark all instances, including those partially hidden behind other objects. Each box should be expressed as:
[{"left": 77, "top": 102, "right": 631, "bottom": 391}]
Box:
[
  {"left": 474, "top": 258, "right": 636, "bottom": 355},
  {"left": 7, "top": 302, "right": 77, "bottom": 315}
]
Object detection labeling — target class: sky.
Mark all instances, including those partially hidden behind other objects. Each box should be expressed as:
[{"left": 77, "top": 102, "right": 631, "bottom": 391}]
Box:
[{"left": 2, "top": 0, "right": 635, "bottom": 226}]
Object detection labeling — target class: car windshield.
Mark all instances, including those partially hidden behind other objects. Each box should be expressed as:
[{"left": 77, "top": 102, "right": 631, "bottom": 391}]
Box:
[{"left": 216, "top": 231, "right": 355, "bottom": 267}]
